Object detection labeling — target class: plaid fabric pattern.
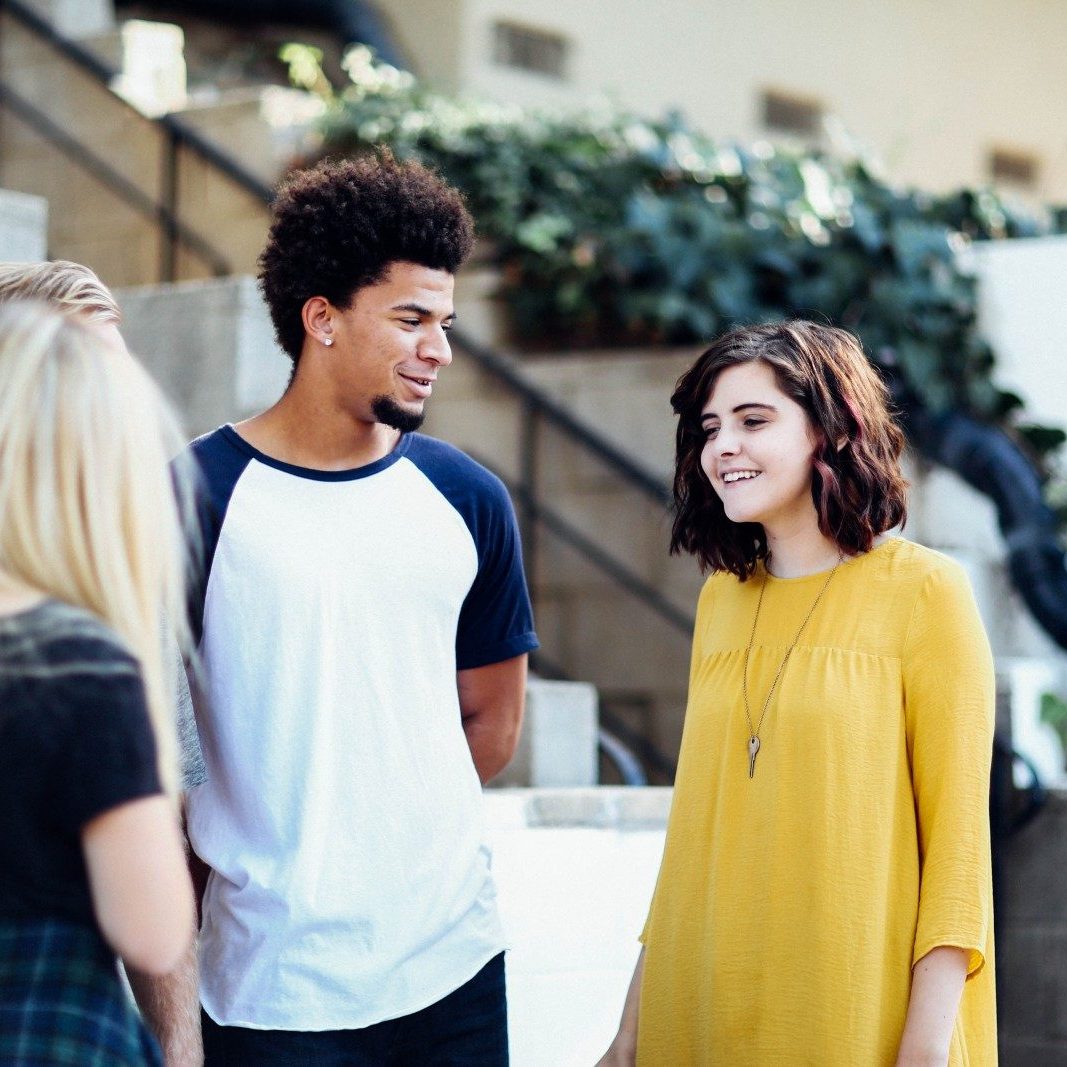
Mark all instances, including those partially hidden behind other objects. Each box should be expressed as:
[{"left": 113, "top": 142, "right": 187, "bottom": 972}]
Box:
[{"left": 0, "top": 919, "right": 161, "bottom": 1066}]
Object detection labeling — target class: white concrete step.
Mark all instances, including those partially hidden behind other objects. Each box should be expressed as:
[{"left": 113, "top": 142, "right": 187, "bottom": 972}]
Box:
[
  {"left": 174, "top": 84, "right": 325, "bottom": 185},
  {"left": 85, "top": 18, "right": 188, "bottom": 117},
  {"left": 20, "top": 0, "right": 114, "bottom": 39},
  {"left": 0, "top": 187, "right": 48, "bottom": 260}
]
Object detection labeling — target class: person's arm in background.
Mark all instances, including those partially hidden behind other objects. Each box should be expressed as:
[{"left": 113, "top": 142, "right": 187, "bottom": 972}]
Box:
[
  {"left": 125, "top": 936, "right": 202, "bottom": 1067},
  {"left": 126, "top": 657, "right": 207, "bottom": 1066},
  {"left": 84, "top": 795, "right": 193, "bottom": 973},
  {"left": 86, "top": 795, "right": 203, "bottom": 1066},
  {"left": 458, "top": 654, "right": 527, "bottom": 783},
  {"left": 124, "top": 800, "right": 206, "bottom": 1067}
]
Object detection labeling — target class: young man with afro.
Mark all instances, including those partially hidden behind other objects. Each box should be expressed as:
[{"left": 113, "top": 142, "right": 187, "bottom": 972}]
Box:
[{"left": 170, "top": 154, "right": 538, "bottom": 1064}]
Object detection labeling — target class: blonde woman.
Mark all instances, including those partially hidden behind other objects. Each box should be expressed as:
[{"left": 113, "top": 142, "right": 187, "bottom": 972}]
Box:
[
  {"left": 0, "top": 258, "right": 206, "bottom": 796},
  {"left": 0, "top": 259, "right": 123, "bottom": 345},
  {"left": 0, "top": 302, "right": 195, "bottom": 1065}
]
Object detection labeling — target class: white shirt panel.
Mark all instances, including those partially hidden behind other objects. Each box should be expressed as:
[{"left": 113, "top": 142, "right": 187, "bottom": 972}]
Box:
[{"left": 187, "top": 456, "right": 506, "bottom": 1029}]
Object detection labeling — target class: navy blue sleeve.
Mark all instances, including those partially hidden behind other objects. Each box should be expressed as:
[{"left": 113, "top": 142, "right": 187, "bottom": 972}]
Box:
[
  {"left": 178, "top": 427, "right": 253, "bottom": 646},
  {"left": 407, "top": 436, "right": 539, "bottom": 670}
]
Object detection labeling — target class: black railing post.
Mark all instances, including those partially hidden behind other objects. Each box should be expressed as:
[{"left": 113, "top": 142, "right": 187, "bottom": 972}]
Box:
[
  {"left": 159, "top": 126, "right": 179, "bottom": 282},
  {"left": 518, "top": 397, "right": 540, "bottom": 605}
]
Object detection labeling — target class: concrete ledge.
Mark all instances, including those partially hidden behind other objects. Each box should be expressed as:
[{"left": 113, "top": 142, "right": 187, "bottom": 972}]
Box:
[
  {"left": 493, "top": 679, "right": 599, "bottom": 788},
  {"left": 489, "top": 786, "right": 672, "bottom": 829},
  {"left": 484, "top": 787, "right": 665, "bottom": 1065},
  {"left": 117, "top": 275, "right": 289, "bottom": 435},
  {"left": 0, "top": 188, "right": 47, "bottom": 261}
]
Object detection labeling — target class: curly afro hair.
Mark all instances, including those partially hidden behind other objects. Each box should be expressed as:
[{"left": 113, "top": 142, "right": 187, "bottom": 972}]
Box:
[{"left": 258, "top": 151, "right": 475, "bottom": 363}]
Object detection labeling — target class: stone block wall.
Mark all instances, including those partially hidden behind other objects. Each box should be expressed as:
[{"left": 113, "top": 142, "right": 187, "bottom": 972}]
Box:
[
  {"left": 0, "top": 187, "right": 47, "bottom": 260},
  {"left": 0, "top": 9, "right": 270, "bottom": 288},
  {"left": 998, "top": 791, "right": 1067, "bottom": 1064},
  {"left": 116, "top": 275, "right": 289, "bottom": 434}
]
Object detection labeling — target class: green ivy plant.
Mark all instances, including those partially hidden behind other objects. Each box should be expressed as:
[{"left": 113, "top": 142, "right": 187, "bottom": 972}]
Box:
[
  {"left": 1040, "top": 692, "right": 1067, "bottom": 767},
  {"left": 284, "top": 44, "right": 1066, "bottom": 493}
]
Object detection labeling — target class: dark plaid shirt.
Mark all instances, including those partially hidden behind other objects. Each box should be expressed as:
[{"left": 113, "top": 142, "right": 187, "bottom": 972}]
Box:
[{"left": 0, "top": 919, "right": 161, "bottom": 1066}]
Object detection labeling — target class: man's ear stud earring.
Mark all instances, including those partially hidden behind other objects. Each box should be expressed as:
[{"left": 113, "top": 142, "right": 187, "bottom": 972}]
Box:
[{"left": 323, "top": 336, "right": 333, "bottom": 347}]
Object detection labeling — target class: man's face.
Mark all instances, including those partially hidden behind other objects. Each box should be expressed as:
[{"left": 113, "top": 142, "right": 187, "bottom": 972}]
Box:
[{"left": 326, "top": 261, "right": 455, "bottom": 433}]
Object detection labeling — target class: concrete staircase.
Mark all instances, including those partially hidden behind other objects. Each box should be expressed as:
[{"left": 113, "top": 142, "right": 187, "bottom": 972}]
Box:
[
  {"left": 0, "top": 186, "right": 47, "bottom": 259},
  {"left": 5, "top": 0, "right": 1067, "bottom": 783},
  {"left": 0, "top": 0, "right": 700, "bottom": 773},
  {"left": 0, "top": 0, "right": 283, "bottom": 284}
]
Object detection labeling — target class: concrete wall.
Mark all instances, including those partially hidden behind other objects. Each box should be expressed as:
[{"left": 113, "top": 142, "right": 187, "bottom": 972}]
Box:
[
  {"left": 116, "top": 275, "right": 290, "bottom": 435},
  {"left": 381, "top": 0, "right": 1067, "bottom": 203},
  {"left": 997, "top": 791, "right": 1067, "bottom": 1063},
  {"left": 494, "top": 678, "right": 599, "bottom": 788},
  {"left": 0, "top": 188, "right": 48, "bottom": 261},
  {"left": 969, "top": 236, "right": 1067, "bottom": 432}
]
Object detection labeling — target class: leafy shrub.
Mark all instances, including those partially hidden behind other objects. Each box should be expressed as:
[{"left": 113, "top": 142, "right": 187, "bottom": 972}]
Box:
[{"left": 284, "top": 44, "right": 1066, "bottom": 476}]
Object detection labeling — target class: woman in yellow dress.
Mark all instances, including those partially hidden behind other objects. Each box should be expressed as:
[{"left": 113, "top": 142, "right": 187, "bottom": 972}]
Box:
[{"left": 599, "top": 321, "right": 996, "bottom": 1066}]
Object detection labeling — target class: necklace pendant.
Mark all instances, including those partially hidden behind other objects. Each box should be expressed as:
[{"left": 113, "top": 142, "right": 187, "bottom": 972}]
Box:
[{"left": 747, "top": 735, "right": 761, "bottom": 779}]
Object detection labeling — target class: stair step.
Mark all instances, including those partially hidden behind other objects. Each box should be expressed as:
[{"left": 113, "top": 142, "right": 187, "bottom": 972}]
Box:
[
  {"left": 0, "top": 186, "right": 48, "bottom": 260},
  {"left": 80, "top": 19, "right": 187, "bottom": 117},
  {"left": 175, "top": 84, "right": 325, "bottom": 184},
  {"left": 19, "top": 0, "right": 114, "bottom": 40}
]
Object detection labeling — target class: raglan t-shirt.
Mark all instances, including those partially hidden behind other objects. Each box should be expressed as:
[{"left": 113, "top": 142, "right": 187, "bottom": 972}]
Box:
[{"left": 183, "top": 426, "right": 538, "bottom": 1030}]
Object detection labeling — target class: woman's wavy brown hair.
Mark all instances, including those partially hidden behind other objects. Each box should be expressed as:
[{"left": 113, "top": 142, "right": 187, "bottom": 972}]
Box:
[{"left": 670, "top": 320, "right": 908, "bottom": 578}]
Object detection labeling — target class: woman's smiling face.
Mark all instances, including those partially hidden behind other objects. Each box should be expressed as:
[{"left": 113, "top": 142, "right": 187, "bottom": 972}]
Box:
[{"left": 699, "top": 360, "right": 820, "bottom": 535}]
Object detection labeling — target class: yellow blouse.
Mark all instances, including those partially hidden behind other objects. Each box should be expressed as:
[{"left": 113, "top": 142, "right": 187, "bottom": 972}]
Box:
[{"left": 638, "top": 538, "right": 996, "bottom": 1066}]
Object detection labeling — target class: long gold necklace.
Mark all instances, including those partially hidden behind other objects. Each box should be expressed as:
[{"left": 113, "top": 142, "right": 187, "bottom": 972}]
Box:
[{"left": 742, "top": 555, "right": 844, "bottom": 779}]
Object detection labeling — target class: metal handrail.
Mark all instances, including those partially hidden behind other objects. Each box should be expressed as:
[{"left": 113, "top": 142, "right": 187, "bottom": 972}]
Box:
[
  {"left": 468, "top": 452, "right": 693, "bottom": 636},
  {"left": 597, "top": 729, "right": 648, "bottom": 786},
  {"left": 0, "top": 82, "right": 232, "bottom": 275},
  {"left": 0, "top": 0, "right": 274, "bottom": 205},
  {"left": 0, "top": 0, "right": 274, "bottom": 279},
  {"left": 510, "top": 481, "right": 694, "bottom": 636},
  {"left": 530, "top": 648, "right": 678, "bottom": 780},
  {"left": 452, "top": 328, "right": 673, "bottom": 508}
]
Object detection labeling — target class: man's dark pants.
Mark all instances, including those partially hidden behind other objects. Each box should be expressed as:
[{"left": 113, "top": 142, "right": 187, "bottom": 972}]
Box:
[{"left": 201, "top": 952, "right": 508, "bottom": 1066}]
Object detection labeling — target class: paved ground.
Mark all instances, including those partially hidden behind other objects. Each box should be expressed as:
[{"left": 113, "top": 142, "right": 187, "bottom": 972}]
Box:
[{"left": 485, "top": 790, "right": 668, "bottom": 1067}]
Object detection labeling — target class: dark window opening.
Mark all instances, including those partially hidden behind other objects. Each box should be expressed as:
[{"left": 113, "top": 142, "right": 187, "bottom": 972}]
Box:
[
  {"left": 762, "top": 90, "right": 823, "bottom": 137},
  {"left": 492, "top": 21, "right": 568, "bottom": 79},
  {"left": 989, "top": 148, "right": 1039, "bottom": 188}
]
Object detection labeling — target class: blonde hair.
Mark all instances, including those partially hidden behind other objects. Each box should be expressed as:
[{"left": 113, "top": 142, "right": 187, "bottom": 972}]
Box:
[
  {"left": 0, "top": 260, "right": 121, "bottom": 325},
  {"left": 0, "top": 302, "right": 189, "bottom": 792}
]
